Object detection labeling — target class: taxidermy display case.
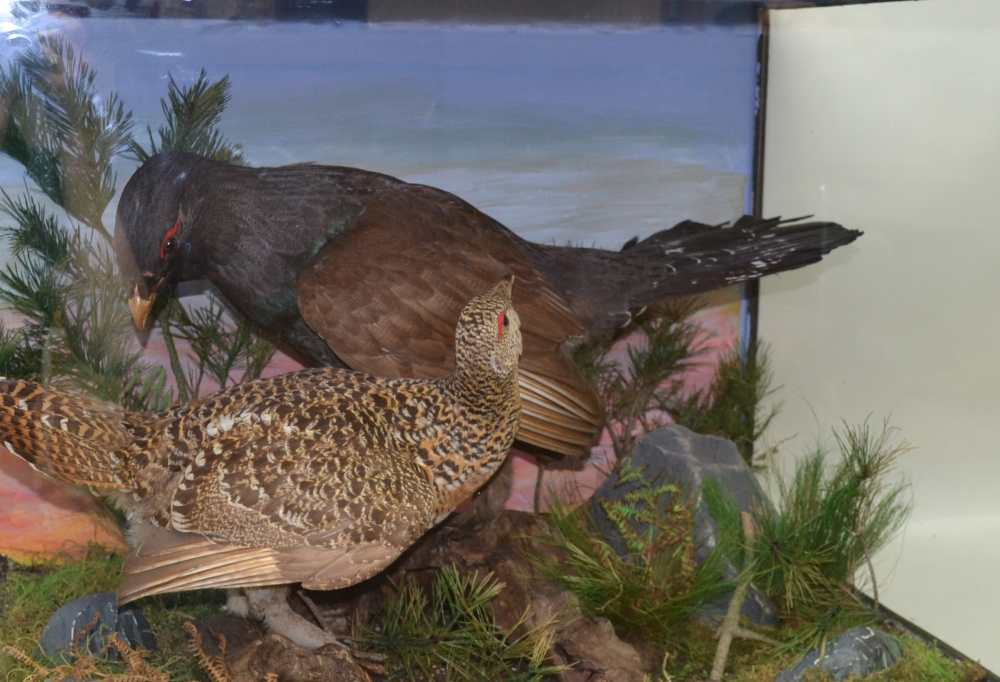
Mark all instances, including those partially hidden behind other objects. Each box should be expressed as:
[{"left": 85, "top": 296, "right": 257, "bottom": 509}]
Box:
[{"left": 0, "top": 1, "right": 993, "bottom": 681}]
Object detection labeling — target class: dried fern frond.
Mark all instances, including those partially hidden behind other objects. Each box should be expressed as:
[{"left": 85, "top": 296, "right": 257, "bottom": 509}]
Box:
[{"left": 184, "top": 620, "right": 232, "bottom": 682}]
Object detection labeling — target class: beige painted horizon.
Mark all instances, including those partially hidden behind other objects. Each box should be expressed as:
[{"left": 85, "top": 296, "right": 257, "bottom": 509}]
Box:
[{"left": 760, "top": 0, "right": 1000, "bottom": 671}]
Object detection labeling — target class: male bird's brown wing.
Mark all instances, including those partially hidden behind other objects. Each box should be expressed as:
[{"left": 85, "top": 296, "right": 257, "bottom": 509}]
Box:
[
  {"left": 296, "top": 185, "right": 601, "bottom": 456},
  {"left": 118, "top": 429, "right": 438, "bottom": 603}
]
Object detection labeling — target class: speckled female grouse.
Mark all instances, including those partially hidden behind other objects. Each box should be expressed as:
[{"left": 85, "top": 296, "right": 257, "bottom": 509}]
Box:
[
  {"left": 0, "top": 277, "right": 522, "bottom": 649},
  {"left": 114, "top": 152, "right": 861, "bottom": 456}
]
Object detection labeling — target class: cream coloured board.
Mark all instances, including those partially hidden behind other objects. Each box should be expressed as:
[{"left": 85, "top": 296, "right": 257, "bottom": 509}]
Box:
[{"left": 761, "top": 0, "right": 1000, "bottom": 671}]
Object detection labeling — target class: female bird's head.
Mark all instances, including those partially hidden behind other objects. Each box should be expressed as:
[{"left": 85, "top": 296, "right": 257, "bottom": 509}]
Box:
[
  {"left": 114, "top": 152, "right": 207, "bottom": 330},
  {"left": 455, "top": 275, "right": 522, "bottom": 379}
]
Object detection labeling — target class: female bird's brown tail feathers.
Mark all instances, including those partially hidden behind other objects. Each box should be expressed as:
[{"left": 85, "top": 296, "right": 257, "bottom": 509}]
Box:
[
  {"left": 0, "top": 379, "right": 135, "bottom": 491},
  {"left": 620, "top": 215, "right": 863, "bottom": 308}
]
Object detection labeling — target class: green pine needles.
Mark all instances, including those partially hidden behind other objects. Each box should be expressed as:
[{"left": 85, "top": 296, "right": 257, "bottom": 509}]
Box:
[
  {"left": 130, "top": 70, "right": 243, "bottom": 164},
  {"left": 573, "top": 300, "right": 705, "bottom": 459},
  {"left": 538, "top": 420, "right": 912, "bottom": 678},
  {"left": 573, "top": 300, "right": 779, "bottom": 466},
  {"left": 673, "top": 340, "right": 780, "bottom": 467},
  {"left": 0, "top": 36, "right": 132, "bottom": 241},
  {"left": 363, "top": 567, "right": 564, "bottom": 681},
  {"left": 0, "top": 36, "right": 271, "bottom": 410},
  {"left": 706, "top": 419, "right": 912, "bottom": 651},
  {"left": 751, "top": 421, "right": 911, "bottom": 613}
]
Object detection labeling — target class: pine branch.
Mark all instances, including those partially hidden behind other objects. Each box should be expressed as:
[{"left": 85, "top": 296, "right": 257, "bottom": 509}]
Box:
[
  {"left": 576, "top": 301, "right": 705, "bottom": 460},
  {"left": 0, "top": 186, "right": 171, "bottom": 409},
  {"left": 365, "top": 566, "right": 563, "bottom": 680},
  {"left": 0, "top": 36, "right": 260, "bottom": 415},
  {"left": 671, "top": 340, "right": 780, "bottom": 467},
  {"left": 0, "top": 251, "right": 66, "bottom": 327},
  {"left": 0, "top": 188, "right": 75, "bottom": 268},
  {"left": 0, "top": 323, "right": 43, "bottom": 379},
  {"left": 166, "top": 293, "right": 274, "bottom": 395},
  {"left": 1, "top": 35, "right": 132, "bottom": 240},
  {"left": 0, "top": 68, "right": 65, "bottom": 205},
  {"left": 130, "top": 70, "right": 243, "bottom": 164}
]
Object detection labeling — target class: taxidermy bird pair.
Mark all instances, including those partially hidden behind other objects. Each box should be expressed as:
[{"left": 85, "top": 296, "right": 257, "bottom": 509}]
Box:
[
  {"left": 114, "top": 152, "right": 862, "bottom": 456},
  {"left": 0, "top": 276, "right": 523, "bottom": 650},
  {"left": 3, "top": 153, "right": 860, "bottom": 653}
]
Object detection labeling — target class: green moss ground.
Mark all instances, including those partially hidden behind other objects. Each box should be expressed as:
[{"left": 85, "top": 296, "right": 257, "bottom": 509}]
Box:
[
  {"left": 0, "top": 545, "right": 222, "bottom": 681},
  {"left": 0, "top": 547, "right": 988, "bottom": 682},
  {"left": 722, "top": 629, "right": 986, "bottom": 682}
]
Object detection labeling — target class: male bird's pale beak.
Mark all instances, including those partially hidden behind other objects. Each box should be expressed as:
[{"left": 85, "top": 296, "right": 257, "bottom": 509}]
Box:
[{"left": 128, "top": 283, "right": 156, "bottom": 330}]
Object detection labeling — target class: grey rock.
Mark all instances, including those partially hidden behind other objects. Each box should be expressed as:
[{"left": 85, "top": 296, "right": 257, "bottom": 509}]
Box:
[
  {"left": 589, "top": 425, "right": 778, "bottom": 626},
  {"left": 40, "top": 591, "right": 157, "bottom": 659},
  {"left": 777, "top": 626, "right": 903, "bottom": 681}
]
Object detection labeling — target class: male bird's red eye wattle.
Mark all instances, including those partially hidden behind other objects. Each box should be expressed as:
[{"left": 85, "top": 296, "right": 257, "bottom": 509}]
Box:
[
  {"left": 159, "top": 219, "right": 181, "bottom": 260},
  {"left": 497, "top": 311, "right": 506, "bottom": 340}
]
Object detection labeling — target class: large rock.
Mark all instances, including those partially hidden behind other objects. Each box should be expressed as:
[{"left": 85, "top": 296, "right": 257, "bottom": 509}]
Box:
[
  {"left": 40, "top": 591, "right": 156, "bottom": 658},
  {"left": 776, "top": 626, "right": 903, "bottom": 681},
  {"left": 589, "top": 425, "right": 778, "bottom": 626}
]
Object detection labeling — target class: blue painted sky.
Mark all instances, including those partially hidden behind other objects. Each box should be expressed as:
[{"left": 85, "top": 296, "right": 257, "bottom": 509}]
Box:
[{"left": 1, "top": 18, "right": 759, "bottom": 248}]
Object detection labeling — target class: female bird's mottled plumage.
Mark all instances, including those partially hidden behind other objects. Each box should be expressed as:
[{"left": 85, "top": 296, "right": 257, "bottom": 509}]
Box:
[
  {"left": 0, "top": 277, "right": 522, "bottom": 609},
  {"left": 115, "top": 152, "right": 862, "bottom": 456}
]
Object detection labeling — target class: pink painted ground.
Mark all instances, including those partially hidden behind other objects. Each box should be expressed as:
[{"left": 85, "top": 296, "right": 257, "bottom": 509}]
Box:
[{"left": 0, "top": 448, "right": 126, "bottom": 563}]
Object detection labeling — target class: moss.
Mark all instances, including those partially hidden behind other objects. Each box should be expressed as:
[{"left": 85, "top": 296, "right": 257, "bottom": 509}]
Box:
[
  {"left": 0, "top": 545, "right": 223, "bottom": 681},
  {"left": 866, "top": 634, "right": 987, "bottom": 682},
  {"left": 633, "top": 626, "right": 986, "bottom": 682},
  {"left": 722, "top": 631, "right": 987, "bottom": 682},
  {"left": 0, "top": 545, "right": 123, "bottom": 655}
]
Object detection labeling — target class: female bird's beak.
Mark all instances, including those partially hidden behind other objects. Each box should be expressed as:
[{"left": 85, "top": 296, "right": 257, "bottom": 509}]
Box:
[
  {"left": 495, "top": 273, "right": 515, "bottom": 299},
  {"left": 128, "top": 281, "right": 156, "bottom": 330}
]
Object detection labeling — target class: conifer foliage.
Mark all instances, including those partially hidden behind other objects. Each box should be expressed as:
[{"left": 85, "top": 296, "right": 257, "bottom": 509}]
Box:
[{"left": 0, "top": 36, "right": 271, "bottom": 410}]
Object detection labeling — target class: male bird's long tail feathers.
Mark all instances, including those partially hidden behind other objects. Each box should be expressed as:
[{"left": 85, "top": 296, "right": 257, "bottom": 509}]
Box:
[
  {"left": 622, "top": 215, "right": 862, "bottom": 308},
  {"left": 0, "top": 379, "right": 135, "bottom": 490}
]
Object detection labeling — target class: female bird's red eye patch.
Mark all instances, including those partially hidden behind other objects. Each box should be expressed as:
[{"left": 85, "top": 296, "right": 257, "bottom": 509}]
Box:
[
  {"left": 159, "top": 219, "right": 181, "bottom": 260},
  {"left": 497, "top": 311, "right": 506, "bottom": 340}
]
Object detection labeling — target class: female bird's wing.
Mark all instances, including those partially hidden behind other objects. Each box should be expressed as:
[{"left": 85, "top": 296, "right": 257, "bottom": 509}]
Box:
[
  {"left": 118, "top": 429, "right": 438, "bottom": 603},
  {"left": 296, "top": 184, "right": 601, "bottom": 456}
]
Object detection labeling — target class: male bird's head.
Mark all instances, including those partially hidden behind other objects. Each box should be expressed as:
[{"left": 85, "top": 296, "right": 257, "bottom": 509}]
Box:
[
  {"left": 114, "top": 152, "right": 207, "bottom": 330},
  {"left": 454, "top": 275, "right": 522, "bottom": 379}
]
